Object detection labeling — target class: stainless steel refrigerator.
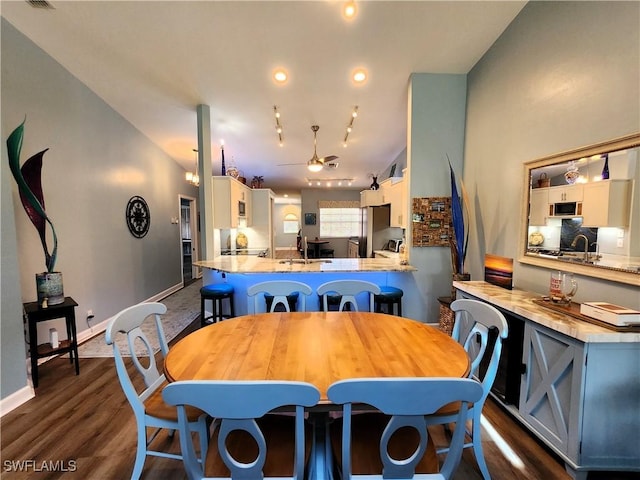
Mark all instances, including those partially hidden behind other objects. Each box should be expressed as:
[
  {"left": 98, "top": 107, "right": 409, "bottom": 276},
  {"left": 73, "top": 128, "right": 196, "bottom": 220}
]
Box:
[{"left": 359, "top": 205, "right": 392, "bottom": 257}]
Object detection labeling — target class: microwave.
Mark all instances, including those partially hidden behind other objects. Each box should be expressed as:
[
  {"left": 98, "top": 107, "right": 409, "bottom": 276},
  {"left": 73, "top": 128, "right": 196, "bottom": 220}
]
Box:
[
  {"left": 386, "top": 239, "right": 403, "bottom": 252},
  {"left": 238, "top": 201, "right": 246, "bottom": 217},
  {"left": 550, "top": 201, "right": 582, "bottom": 217}
]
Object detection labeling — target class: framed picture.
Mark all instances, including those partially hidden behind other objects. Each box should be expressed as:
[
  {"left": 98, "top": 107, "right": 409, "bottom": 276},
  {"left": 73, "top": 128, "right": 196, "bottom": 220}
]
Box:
[{"left": 304, "top": 213, "right": 316, "bottom": 225}]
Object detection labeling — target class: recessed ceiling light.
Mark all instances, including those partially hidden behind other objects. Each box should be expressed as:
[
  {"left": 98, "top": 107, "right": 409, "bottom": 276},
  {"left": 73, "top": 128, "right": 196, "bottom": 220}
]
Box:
[
  {"left": 352, "top": 68, "right": 367, "bottom": 84},
  {"left": 273, "top": 69, "right": 288, "bottom": 84},
  {"left": 343, "top": 1, "right": 357, "bottom": 19}
]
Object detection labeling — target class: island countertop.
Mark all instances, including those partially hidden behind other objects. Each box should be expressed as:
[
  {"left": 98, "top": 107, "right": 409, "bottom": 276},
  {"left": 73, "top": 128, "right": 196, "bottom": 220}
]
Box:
[{"left": 195, "top": 256, "right": 417, "bottom": 273}]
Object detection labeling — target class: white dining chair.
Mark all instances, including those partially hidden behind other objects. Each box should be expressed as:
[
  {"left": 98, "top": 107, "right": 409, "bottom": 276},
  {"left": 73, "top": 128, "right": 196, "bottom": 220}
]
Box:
[
  {"left": 327, "top": 377, "right": 483, "bottom": 479},
  {"left": 317, "top": 280, "right": 381, "bottom": 312},
  {"left": 162, "top": 380, "right": 321, "bottom": 480},
  {"left": 105, "top": 302, "right": 208, "bottom": 480},
  {"left": 425, "top": 298, "right": 509, "bottom": 480},
  {"left": 247, "top": 280, "right": 313, "bottom": 312}
]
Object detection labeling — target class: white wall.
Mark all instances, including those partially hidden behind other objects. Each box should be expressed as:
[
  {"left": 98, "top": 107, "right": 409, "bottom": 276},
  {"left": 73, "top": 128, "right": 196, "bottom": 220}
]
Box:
[
  {"left": 464, "top": 1, "right": 640, "bottom": 307},
  {"left": 1, "top": 19, "right": 199, "bottom": 401}
]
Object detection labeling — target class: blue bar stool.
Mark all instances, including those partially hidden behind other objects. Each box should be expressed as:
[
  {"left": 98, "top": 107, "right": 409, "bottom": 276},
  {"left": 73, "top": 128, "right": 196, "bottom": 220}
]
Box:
[
  {"left": 264, "top": 292, "right": 299, "bottom": 312},
  {"left": 318, "top": 293, "right": 352, "bottom": 311},
  {"left": 200, "top": 284, "right": 235, "bottom": 327},
  {"left": 374, "top": 286, "right": 403, "bottom": 316}
]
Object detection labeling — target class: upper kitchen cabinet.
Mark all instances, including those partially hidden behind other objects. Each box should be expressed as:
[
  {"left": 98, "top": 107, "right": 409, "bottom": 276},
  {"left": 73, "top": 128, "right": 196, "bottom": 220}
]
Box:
[
  {"left": 213, "top": 176, "right": 252, "bottom": 228},
  {"left": 581, "top": 180, "right": 631, "bottom": 227},
  {"left": 360, "top": 188, "right": 384, "bottom": 207},
  {"left": 251, "top": 188, "right": 275, "bottom": 258},
  {"left": 250, "top": 188, "right": 274, "bottom": 227},
  {"left": 529, "top": 188, "right": 549, "bottom": 226},
  {"left": 361, "top": 176, "right": 407, "bottom": 228},
  {"left": 548, "top": 184, "right": 583, "bottom": 203},
  {"left": 380, "top": 176, "right": 407, "bottom": 228}
]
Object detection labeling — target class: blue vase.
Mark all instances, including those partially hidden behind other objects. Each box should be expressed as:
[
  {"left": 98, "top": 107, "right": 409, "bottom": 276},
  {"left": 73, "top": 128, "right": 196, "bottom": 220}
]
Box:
[{"left": 601, "top": 154, "right": 609, "bottom": 180}]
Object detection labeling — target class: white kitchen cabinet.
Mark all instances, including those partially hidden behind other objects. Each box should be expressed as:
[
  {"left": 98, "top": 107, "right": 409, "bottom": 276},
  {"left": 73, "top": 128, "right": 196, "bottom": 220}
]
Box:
[
  {"left": 520, "top": 320, "right": 640, "bottom": 478},
  {"left": 251, "top": 188, "right": 275, "bottom": 257},
  {"left": 360, "top": 188, "right": 383, "bottom": 207},
  {"left": 548, "top": 184, "right": 583, "bottom": 203},
  {"left": 529, "top": 187, "right": 549, "bottom": 226},
  {"left": 520, "top": 322, "right": 583, "bottom": 458},
  {"left": 581, "top": 180, "right": 631, "bottom": 227},
  {"left": 374, "top": 177, "right": 407, "bottom": 228},
  {"left": 388, "top": 179, "right": 407, "bottom": 228},
  {"left": 212, "top": 176, "right": 252, "bottom": 228}
]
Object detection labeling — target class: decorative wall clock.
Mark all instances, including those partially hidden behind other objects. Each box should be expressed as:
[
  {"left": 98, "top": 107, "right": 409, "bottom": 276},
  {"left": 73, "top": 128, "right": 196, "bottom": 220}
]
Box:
[{"left": 126, "top": 196, "right": 150, "bottom": 238}]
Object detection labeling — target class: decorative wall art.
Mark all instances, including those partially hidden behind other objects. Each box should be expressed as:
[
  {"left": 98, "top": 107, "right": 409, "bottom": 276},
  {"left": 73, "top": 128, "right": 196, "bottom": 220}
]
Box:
[
  {"left": 411, "top": 197, "right": 452, "bottom": 247},
  {"left": 304, "top": 213, "right": 316, "bottom": 225},
  {"left": 126, "top": 196, "right": 150, "bottom": 238}
]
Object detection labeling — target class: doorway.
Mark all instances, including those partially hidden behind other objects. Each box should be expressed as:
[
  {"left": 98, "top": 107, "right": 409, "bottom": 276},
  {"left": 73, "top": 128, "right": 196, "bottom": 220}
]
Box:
[{"left": 179, "top": 196, "right": 199, "bottom": 285}]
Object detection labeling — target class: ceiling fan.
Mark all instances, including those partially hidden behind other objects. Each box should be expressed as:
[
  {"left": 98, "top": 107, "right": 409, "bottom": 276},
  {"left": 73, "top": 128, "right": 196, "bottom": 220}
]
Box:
[{"left": 277, "top": 125, "right": 339, "bottom": 172}]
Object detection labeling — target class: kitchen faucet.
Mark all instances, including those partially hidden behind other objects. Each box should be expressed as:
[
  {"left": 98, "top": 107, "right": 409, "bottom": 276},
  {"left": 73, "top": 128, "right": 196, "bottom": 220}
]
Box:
[{"left": 570, "top": 234, "right": 590, "bottom": 262}]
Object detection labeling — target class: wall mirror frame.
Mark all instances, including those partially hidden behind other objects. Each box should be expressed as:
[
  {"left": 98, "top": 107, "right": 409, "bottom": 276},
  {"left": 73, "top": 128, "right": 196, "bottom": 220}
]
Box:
[{"left": 519, "top": 132, "right": 640, "bottom": 286}]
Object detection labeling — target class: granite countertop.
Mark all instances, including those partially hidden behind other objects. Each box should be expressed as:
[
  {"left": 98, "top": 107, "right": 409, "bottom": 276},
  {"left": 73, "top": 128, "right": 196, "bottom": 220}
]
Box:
[
  {"left": 453, "top": 281, "right": 640, "bottom": 343},
  {"left": 373, "top": 250, "right": 400, "bottom": 260},
  {"left": 195, "top": 256, "right": 417, "bottom": 273}
]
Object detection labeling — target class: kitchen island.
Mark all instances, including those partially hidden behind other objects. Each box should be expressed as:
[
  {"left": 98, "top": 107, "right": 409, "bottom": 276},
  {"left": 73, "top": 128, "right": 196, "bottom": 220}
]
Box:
[{"left": 195, "top": 256, "right": 419, "bottom": 316}]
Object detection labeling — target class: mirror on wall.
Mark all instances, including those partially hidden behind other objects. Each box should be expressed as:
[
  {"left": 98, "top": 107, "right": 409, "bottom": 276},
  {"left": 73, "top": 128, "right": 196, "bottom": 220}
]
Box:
[{"left": 519, "top": 133, "right": 640, "bottom": 286}]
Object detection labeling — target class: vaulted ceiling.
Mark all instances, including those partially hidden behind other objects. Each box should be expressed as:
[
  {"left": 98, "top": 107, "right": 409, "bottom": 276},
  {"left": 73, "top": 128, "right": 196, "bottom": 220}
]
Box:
[{"left": 3, "top": 0, "right": 527, "bottom": 192}]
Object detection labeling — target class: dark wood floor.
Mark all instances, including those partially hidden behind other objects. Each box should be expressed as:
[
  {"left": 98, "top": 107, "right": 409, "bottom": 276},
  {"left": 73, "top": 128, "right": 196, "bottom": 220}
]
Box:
[{"left": 1, "top": 317, "right": 635, "bottom": 480}]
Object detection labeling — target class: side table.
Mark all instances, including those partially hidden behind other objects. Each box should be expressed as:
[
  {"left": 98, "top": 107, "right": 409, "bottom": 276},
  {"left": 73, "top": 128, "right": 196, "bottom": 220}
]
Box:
[{"left": 23, "top": 296, "right": 80, "bottom": 388}]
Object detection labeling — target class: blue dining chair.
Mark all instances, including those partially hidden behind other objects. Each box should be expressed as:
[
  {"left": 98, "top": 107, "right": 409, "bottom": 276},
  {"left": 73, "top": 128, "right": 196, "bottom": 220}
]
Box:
[
  {"left": 327, "top": 377, "right": 483, "bottom": 479},
  {"left": 105, "top": 302, "right": 208, "bottom": 480},
  {"left": 425, "top": 298, "right": 509, "bottom": 480},
  {"left": 162, "top": 380, "right": 321, "bottom": 480}
]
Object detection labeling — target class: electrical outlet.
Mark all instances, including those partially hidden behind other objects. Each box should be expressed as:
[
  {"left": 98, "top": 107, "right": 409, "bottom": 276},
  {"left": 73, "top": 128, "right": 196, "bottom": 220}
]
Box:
[
  {"left": 617, "top": 238, "right": 624, "bottom": 247},
  {"left": 87, "top": 309, "right": 94, "bottom": 319}
]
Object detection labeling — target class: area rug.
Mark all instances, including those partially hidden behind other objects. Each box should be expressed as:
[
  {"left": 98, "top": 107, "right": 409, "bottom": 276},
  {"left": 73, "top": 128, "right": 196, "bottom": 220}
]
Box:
[{"left": 76, "top": 280, "right": 202, "bottom": 358}]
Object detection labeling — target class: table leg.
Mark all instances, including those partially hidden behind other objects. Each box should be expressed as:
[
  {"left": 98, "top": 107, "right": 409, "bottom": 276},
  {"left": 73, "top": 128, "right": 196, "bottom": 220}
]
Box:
[
  {"left": 28, "top": 317, "right": 39, "bottom": 388},
  {"left": 308, "top": 412, "right": 332, "bottom": 480},
  {"left": 68, "top": 310, "right": 80, "bottom": 375}
]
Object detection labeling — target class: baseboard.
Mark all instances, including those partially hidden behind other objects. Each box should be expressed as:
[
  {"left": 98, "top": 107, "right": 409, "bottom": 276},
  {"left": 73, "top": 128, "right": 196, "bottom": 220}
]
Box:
[
  {"left": 7, "top": 282, "right": 189, "bottom": 415},
  {"left": 77, "top": 282, "right": 185, "bottom": 345},
  {"left": 0, "top": 384, "right": 35, "bottom": 417}
]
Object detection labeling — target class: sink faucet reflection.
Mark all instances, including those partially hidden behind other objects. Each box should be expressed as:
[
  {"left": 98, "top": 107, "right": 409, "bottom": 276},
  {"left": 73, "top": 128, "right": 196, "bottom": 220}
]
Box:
[
  {"left": 570, "top": 234, "right": 590, "bottom": 262},
  {"left": 303, "top": 236, "right": 309, "bottom": 264}
]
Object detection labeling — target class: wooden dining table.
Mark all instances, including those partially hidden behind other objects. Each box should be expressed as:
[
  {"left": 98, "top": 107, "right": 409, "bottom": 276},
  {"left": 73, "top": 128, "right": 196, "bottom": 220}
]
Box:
[
  {"left": 164, "top": 311, "right": 470, "bottom": 404},
  {"left": 306, "top": 238, "right": 330, "bottom": 258},
  {"left": 164, "top": 311, "right": 470, "bottom": 478}
]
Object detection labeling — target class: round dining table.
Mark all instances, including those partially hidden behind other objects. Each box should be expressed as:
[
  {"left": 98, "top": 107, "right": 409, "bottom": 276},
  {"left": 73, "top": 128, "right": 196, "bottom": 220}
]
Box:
[{"left": 164, "top": 311, "right": 470, "bottom": 404}]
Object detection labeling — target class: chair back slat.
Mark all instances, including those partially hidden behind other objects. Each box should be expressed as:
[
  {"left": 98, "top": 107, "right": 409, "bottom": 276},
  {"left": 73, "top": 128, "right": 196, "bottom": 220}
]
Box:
[
  {"left": 450, "top": 299, "right": 508, "bottom": 390},
  {"left": 328, "top": 377, "right": 483, "bottom": 479},
  {"left": 163, "top": 380, "right": 320, "bottom": 480},
  {"left": 317, "top": 280, "right": 381, "bottom": 312},
  {"left": 105, "top": 302, "right": 168, "bottom": 405},
  {"left": 105, "top": 301, "right": 209, "bottom": 479},
  {"left": 247, "top": 281, "right": 313, "bottom": 313}
]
